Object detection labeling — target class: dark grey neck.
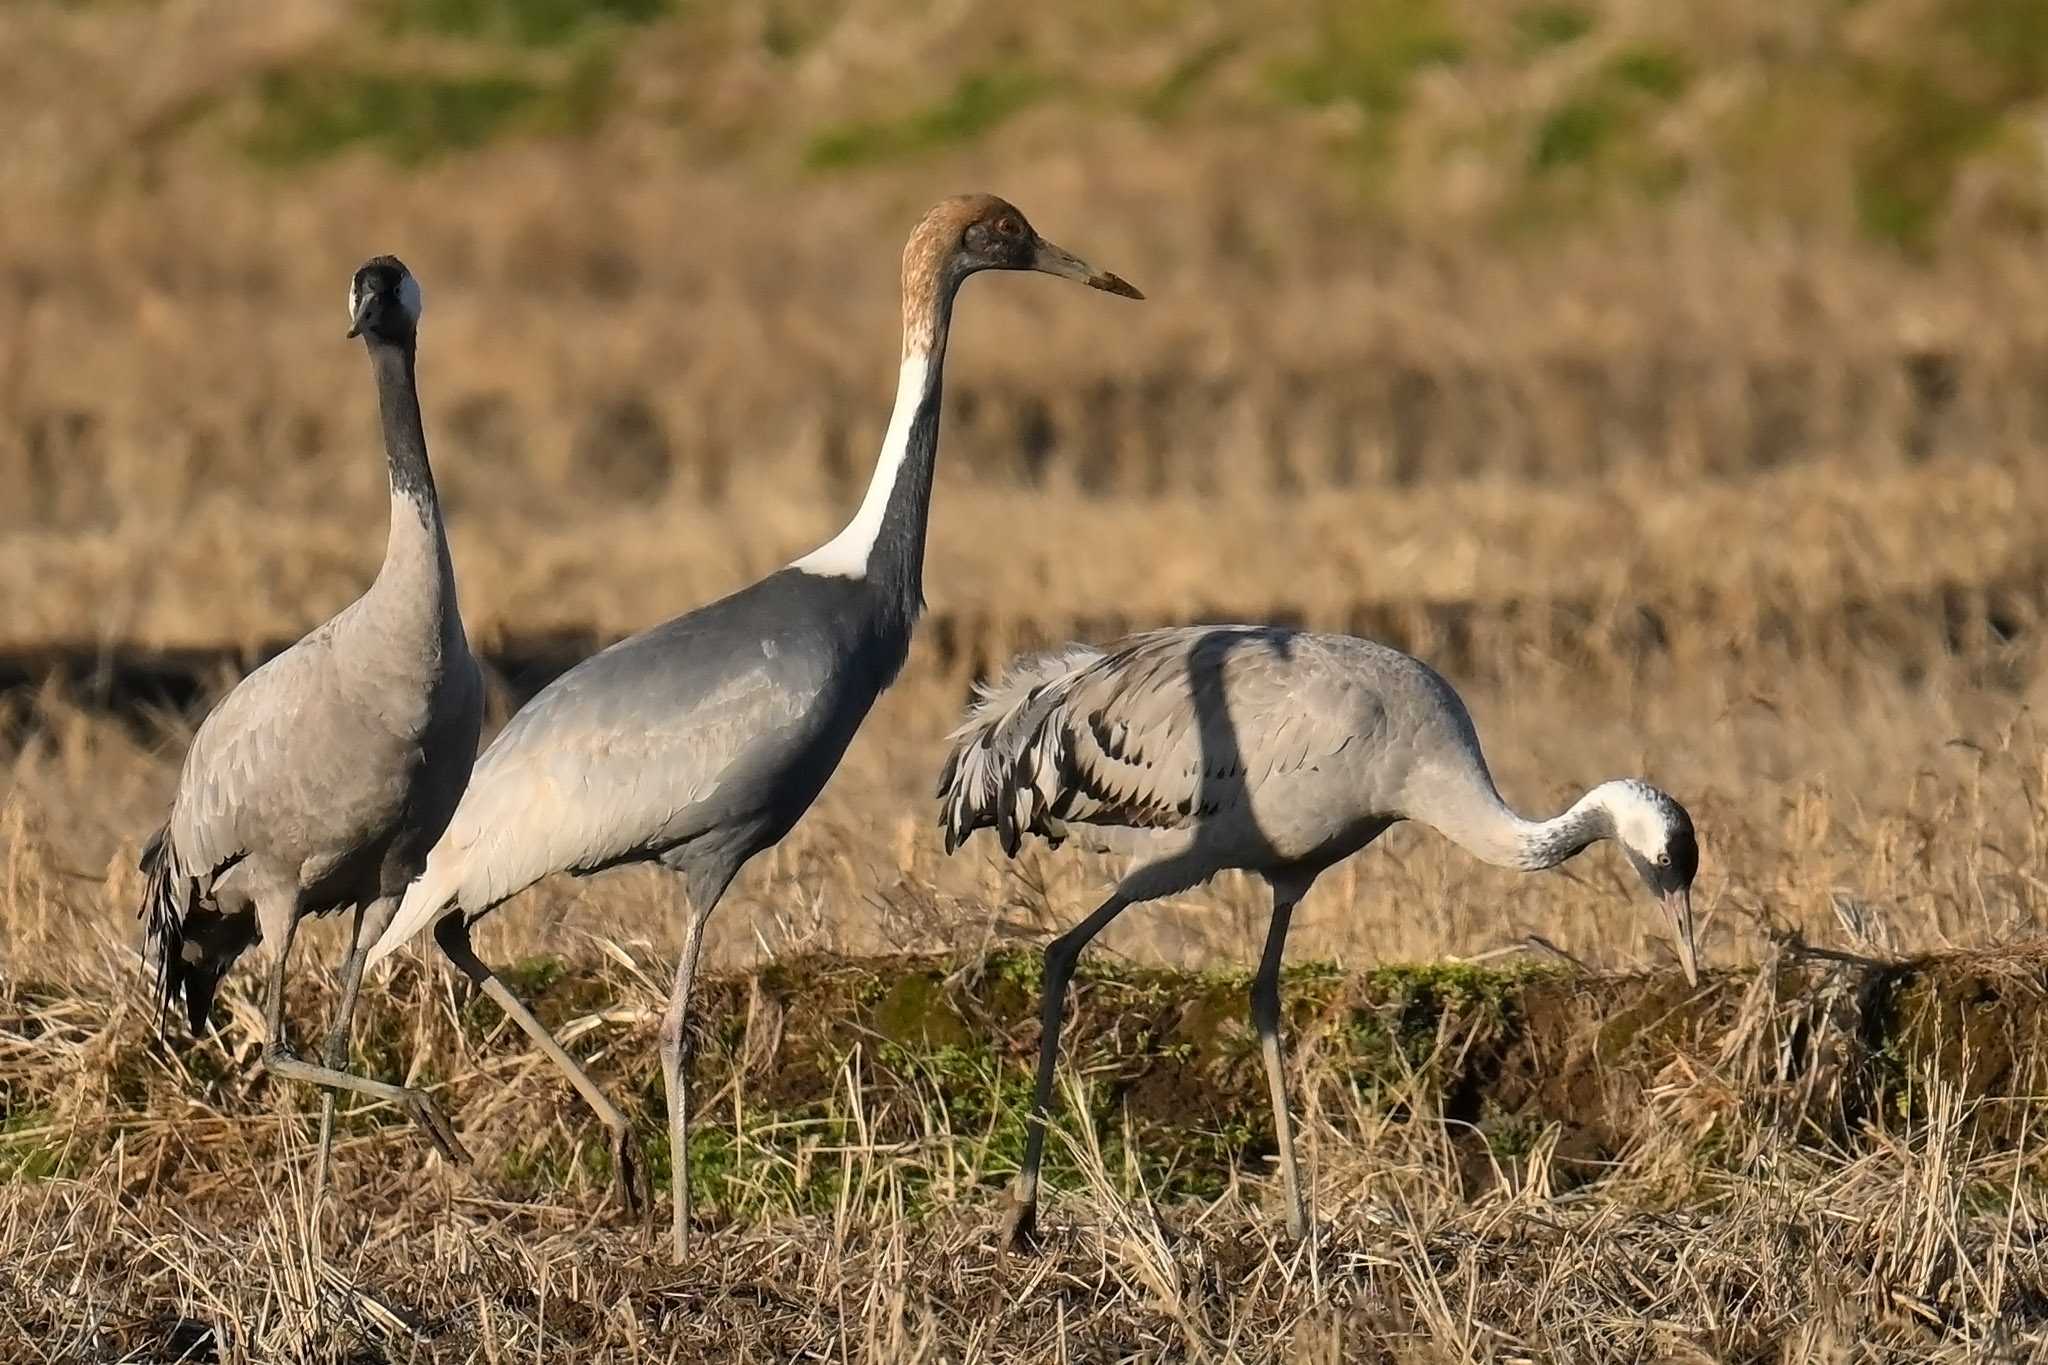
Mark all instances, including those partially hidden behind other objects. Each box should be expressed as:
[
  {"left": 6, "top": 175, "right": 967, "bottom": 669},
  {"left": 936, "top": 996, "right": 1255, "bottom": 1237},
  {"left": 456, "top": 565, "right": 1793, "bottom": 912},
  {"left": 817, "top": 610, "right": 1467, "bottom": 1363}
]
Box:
[
  {"left": 863, "top": 294, "right": 955, "bottom": 629},
  {"left": 368, "top": 336, "right": 437, "bottom": 516},
  {"left": 863, "top": 351, "right": 946, "bottom": 627}
]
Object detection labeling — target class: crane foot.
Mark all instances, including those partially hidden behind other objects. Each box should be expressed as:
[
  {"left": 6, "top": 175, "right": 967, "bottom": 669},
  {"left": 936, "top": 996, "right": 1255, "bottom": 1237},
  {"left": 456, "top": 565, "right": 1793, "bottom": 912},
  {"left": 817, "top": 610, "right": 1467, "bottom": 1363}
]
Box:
[
  {"left": 405, "top": 1094, "right": 472, "bottom": 1166},
  {"left": 998, "top": 1193, "right": 1042, "bottom": 1260},
  {"left": 610, "top": 1127, "right": 647, "bottom": 1219}
]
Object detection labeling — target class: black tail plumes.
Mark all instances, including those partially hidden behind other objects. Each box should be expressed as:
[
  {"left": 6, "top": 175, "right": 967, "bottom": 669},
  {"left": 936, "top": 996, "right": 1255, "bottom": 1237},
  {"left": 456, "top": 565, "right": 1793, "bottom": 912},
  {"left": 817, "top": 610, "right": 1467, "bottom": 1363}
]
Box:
[
  {"left": 136, "top": 832, "right": 246, "bottom": 1036},
  {"left": 935, "top": 644, "right": 1098, "bottom": 856},
  {"left": 136, "top": 827, "right": 189, "bottom": 1036}
]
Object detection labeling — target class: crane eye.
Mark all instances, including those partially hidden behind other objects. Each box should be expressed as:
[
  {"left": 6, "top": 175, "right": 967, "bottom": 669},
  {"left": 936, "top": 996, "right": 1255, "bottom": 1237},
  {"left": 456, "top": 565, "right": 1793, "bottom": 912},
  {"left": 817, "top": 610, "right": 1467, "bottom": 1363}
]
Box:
[
  {"left": 997, "top": 217, "right": 1021, "bottom": 236},
  {"left": 1655, "top": 852, "right": 1672, "bottom": 867}
]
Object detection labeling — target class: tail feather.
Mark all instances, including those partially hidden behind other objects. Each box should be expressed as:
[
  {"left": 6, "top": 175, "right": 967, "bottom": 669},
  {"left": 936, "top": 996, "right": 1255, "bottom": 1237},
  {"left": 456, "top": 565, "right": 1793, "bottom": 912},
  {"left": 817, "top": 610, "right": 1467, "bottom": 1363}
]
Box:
[
  {"left": 136, "top": 827, "right": 191, "bottom": 1037},
  {"left": 365, "top": 853, "right": 463, "bottom": 967},
  {"left": 935, "top": 644, "right": 1099, "bottom": 857}
]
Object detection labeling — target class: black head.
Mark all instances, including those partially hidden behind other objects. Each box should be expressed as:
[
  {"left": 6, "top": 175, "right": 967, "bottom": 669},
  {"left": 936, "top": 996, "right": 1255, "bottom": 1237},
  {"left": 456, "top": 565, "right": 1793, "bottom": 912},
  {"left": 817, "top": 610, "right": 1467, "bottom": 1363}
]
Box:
[{"left": 347, "top": 255, "right": 423, "bottom": 343}]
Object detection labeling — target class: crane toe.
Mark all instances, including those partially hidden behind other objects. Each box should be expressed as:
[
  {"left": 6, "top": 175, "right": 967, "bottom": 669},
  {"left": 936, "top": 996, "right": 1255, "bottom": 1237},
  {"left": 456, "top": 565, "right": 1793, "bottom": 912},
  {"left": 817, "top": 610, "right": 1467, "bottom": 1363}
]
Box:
[
  {"left": 997, "top": 1192, "right": 1043, "bottom": 1260},
  {"left": 404, "top": 1093, "right": 472, "bottom": 1166},
  {"left": 610, "top": 1126, "right": 647, "bottom": 1219}
]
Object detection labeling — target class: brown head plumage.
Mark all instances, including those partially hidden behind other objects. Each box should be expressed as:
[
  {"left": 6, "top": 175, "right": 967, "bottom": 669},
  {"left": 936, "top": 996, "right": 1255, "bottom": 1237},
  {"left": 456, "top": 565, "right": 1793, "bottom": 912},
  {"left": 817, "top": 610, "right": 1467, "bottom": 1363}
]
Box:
[{"left": 898, "top": 194, "right": 1142, "bottom": 353}]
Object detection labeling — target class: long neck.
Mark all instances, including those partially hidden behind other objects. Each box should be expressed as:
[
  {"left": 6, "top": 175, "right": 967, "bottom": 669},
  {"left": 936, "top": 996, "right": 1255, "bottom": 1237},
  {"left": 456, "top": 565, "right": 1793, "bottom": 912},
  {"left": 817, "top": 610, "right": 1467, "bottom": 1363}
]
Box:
[
  {"left": 367, "top": 337, "right": 455, "bottom": 592},
  {"left": 1417, "top": 775, "right": 1614, "bottom": 874},
  {"left": 790, "top": 275, "right": 957, "bottom": 623}
]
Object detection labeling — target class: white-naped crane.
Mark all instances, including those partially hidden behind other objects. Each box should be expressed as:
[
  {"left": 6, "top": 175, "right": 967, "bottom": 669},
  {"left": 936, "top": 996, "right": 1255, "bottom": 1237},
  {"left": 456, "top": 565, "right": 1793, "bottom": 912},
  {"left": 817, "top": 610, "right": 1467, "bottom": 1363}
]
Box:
[
  {"left": 139, "top": 257, "right": 483, "bottom": 1203},
  {"left": 361, "top": 194, "right": 1142, "bottom": 1259},
  {"left": 936, "top": 624, "right": 1701, "bottom": 1250}
]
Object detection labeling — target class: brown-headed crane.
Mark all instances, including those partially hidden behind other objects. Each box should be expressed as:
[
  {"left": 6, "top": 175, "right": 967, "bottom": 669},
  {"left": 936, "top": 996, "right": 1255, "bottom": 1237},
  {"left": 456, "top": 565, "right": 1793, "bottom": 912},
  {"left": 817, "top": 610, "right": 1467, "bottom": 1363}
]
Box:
[{"left": 361, "top": 195, "right": 1142, "bottom": 1260}]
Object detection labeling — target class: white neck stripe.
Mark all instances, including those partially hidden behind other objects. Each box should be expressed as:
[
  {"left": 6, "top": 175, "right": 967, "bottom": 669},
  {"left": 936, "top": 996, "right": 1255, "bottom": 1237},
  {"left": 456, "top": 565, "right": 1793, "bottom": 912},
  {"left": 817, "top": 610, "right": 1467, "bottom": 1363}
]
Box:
[{"left": 791, "top": 353, "right": 933, "bottom": 579}]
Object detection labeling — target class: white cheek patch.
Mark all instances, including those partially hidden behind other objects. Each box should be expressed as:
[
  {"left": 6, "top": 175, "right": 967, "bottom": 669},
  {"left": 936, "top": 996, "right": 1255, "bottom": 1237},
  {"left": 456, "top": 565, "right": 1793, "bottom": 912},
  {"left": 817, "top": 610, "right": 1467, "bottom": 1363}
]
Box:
[{"left": 399, "top": 273, "right": 424, "bottom": 323}]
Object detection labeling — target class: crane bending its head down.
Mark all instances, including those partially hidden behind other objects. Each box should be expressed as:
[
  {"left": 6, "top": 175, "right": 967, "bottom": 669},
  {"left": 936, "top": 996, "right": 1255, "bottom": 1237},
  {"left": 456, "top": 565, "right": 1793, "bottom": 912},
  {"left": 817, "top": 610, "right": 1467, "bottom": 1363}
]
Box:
[{"left": 935, "top": 625, "right": 1703, "bottom": 1252}]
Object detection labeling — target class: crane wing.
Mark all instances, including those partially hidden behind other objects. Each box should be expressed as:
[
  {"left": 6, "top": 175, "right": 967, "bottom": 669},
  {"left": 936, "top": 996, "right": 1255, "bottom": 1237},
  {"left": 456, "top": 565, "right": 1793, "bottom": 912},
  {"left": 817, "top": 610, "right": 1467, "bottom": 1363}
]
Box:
[
  {"left": 161, "top": 628, "right": 367, "bottom": 893},
  {"left": 942, "top": 627, "right": 1372, "bottom": 855},
  {"left": 369, "top": 582, "right": 844, "bottom": 961}
]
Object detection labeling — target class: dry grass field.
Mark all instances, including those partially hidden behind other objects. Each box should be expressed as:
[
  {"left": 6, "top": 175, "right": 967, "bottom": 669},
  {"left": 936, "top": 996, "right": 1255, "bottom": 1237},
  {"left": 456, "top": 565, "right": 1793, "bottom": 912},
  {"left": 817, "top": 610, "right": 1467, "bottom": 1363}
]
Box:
[{"left": 6, "top": 0, "right": 2048, "bottom": 1359}]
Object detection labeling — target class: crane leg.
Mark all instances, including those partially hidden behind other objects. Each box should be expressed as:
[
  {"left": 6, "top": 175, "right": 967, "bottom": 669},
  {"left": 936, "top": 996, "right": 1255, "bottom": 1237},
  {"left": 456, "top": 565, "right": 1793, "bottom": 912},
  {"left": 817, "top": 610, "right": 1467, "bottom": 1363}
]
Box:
[
  {"left": 432, "top": 912, "right": 646, "bottom": 1219},
  {"left": 310, "top": 900, "right": 373, "bottom": 1216},
  {"left": 1004, "top": 889, "right": 1133, "bottom": 1257},
  {"left": 1251, "top": 886, "right": 1309, "bottom": 1244},
  {"left": 658, "top": 898, "right": 715, "bottom": 1263},
  {"left": 259, "top": 902, "right": 471, "bottom": 1168}
]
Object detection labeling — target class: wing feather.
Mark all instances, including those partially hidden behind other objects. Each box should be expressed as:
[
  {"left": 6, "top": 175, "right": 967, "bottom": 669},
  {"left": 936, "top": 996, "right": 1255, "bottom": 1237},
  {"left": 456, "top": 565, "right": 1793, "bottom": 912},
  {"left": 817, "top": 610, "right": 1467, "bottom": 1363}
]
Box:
[{"left": 938, "top": 627, "right": 1369, "bottom": 856}]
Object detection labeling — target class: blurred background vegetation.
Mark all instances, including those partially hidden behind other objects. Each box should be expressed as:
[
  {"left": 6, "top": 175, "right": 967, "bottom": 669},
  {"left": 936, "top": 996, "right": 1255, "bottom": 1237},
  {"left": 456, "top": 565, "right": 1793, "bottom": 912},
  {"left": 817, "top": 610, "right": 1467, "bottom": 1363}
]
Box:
[{"left": 35, "top": 0, "right": 2048, "bottom": 247}]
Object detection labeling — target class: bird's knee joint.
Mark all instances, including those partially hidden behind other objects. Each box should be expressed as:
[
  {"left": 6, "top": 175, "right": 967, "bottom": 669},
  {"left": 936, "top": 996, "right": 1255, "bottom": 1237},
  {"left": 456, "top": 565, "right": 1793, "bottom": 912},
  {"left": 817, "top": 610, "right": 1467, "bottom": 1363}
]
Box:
[
  {"left": 431, "top": 912, "right": 468, "bottom": 955},
  {"left": 658, "top": 1021, "right": 687, "bottom": 1060}
]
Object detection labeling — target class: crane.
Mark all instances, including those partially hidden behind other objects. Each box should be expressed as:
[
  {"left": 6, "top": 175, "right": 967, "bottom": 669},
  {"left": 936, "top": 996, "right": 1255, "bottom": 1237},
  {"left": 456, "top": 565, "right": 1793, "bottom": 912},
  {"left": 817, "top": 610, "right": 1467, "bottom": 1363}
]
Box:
[
  {"left": 362, "top": 194, "right": 1142, "bottom": 1259},
  {"left": 139, "top": 256, "right": 483, "bottom": 1203},
  {"left": 937, "top": 624, "right": 1701, "bottom": 1250}
]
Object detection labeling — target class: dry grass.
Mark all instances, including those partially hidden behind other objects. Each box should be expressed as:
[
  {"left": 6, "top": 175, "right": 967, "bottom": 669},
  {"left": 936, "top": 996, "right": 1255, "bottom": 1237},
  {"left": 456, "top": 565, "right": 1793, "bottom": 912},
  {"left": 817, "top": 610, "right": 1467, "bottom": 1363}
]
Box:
[
  {"left": 5, "top": 617, "right": 2048, "bottom": 1357},
  {"left": 6, "top": 928, "right": 2048, "bottom": 1363}
]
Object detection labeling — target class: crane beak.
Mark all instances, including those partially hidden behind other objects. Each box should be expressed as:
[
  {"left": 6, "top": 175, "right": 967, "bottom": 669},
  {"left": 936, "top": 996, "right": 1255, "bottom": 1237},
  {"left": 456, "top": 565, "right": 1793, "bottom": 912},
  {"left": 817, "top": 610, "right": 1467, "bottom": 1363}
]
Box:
[
  {"left": 1661, "top": 887, "right": 1699, "bottom": 987},
  {"left": 1030, "top": 237, "right": 1144, "bottom": 299},
  {"left": 346, "top": 297, "right": 374, "bottom": 339}
]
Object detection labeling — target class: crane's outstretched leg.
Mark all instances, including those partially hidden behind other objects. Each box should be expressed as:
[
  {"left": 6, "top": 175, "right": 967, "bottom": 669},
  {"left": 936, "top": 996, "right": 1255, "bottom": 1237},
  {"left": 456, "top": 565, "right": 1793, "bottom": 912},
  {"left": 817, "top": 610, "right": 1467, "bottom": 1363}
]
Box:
[
  {"left": 432, "top": 911, "right": 646, "bottom": 1218},
  {"left": 1003, "top": 888, "right": 1135, "bottom": 1256},
  {"left": 257, "top": 896, "right": 470, "bottom": 1166},
  {"left": 1252, "top": 875, "right": 1310, "bottom": 1243},
  {"left": 658, "top": 897, "right": 716, "bottom": 1263},
  {"left": 311, "top": 899, "right": 376, "bottom": 1215}
]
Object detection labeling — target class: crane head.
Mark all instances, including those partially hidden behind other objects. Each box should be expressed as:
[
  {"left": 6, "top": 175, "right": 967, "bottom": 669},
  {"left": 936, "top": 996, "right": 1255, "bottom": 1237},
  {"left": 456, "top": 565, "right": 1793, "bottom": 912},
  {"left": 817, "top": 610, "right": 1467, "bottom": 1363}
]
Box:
[
  {"left": 911, "top": 195, "right": 1144, "bottom": 302},
  {"left": 1609, "top": 782, "right": 1701, "bottom": 986},
  {"left": 347, "top": 255, "right": 424, "bottom": 342}
]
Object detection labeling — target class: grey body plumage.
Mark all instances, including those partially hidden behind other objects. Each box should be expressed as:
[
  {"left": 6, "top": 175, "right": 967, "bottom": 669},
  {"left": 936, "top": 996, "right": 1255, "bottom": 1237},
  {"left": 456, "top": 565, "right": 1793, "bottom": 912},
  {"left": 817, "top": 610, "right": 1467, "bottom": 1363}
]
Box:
[
  {"left": 364, "top": 194, "right": 1142, "bottom": 1260},
  {"left": 138, "top": 255, "right": 482, "bottom": 1190},
  {"left": 937, "top": 624, "right": 1701, "bottom": 1249}
]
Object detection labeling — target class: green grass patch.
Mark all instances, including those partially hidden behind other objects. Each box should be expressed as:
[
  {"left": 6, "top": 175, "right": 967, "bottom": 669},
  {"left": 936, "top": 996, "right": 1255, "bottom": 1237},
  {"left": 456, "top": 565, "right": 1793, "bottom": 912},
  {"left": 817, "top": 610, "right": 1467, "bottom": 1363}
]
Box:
[
  {"left": 1530, "top": 92, "right": 1623, "bottom": 172},
  {"left": 804, "top": 68, "right": 1055, "bottom": 170},
  {"left": 759, "top": 1, "right": 841, "bottom": 60},
  {"left": 1852, "top": 74, "right": 2000, "bottom": 253},
  {"left": 1265, "top": 0, "right": 1464, "bottom": 187},
  {"left": 386, "top": 0, "right": 669, "bottom": 48},
  {"left": 1953, "top": 0, "right": 2048, "bottom": 93},
  {"left": 243, "top": 52, "right": 614, "bottom": 166},
  {"left": 1839, "top": 0, "right": 2048, "bottom": 250},
  {"left": 1520, "top": 46, "right": 1693, "bottom": 211},
  {"left": 1266, "top": 0, "right": 1464, "bottom": 117},
  {"left": 1137, "top": 35, "right": 1239, "bottom": 121},
  {"left": 0, "top": 1109, "right": 82, "bottom": 1183},
  {"left": 1604, "top": 46, "right": 1690, "bottom": 101},
  {"left": 1512, "top": 4, "right": 1594, "bottom": 55}
]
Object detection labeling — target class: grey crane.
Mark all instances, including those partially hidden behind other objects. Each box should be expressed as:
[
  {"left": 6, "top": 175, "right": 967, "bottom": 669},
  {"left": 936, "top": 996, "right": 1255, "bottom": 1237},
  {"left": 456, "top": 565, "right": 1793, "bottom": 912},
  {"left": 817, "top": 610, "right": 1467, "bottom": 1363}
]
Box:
[
  {"left": 360, "top": 194, "right": 1142, "bottom": 1259},
  {"left": 936, "top": 625, "right": 1701, "bottom": 1250},
  {"left": 138, "top": 257, "right": 484, "bottom": 1200}
]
